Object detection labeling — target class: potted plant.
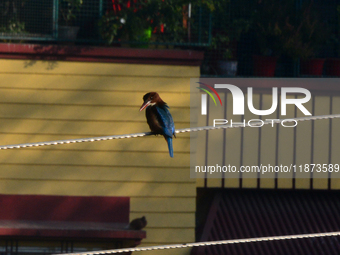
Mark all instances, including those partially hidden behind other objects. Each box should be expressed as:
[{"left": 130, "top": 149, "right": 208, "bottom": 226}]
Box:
[
  {"left": 251, "top": 0, "right": 290, "bottom": 77},
  {"left": 279, "top": 1, "right": 329, "bottom": 76},
  {"left": 211, "top": 22, "right": 250, "bottom": 76},
  {"left": 0, "top": 16, "right": 26, "bottom": 41},
  {"left": 98, "top": 0, "right": 213, "bottom": 48},
  {"left": 98, "top": 0, "right": 160, "bottom": 47},
  {"left": 203, "top": 0, "right": 251, "bottom": 76},
  {"left": 98, "top": 10, "right": 127, "bottom": 45},
  {"left": 59, "top": 0, "right": 83, "bottom": 40},
  {"left": 148, "top": 0, "right": 188, "bottom": 48},
  {"left": 325, "top": 4, "right": 340, "bottom": 76},
  {"left": 210, "top": 34, "right": 238, "bottom": 76},
  {"left": 0, "top": 0, "right": 27, "bottom": 42}
]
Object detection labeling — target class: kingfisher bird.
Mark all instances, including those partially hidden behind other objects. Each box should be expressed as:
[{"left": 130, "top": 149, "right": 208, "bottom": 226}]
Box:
[{"left": 139, "top": 92, "right": 176, "bottom": 158}]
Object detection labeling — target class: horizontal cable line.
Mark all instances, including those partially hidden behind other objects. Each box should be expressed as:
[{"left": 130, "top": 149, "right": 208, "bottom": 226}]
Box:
[
  {"left": 0, "top": 102, "right": 144, "bottom": 108},
  {"left": 54, "top": 231, "right": 340, "bottom": 255},
  {"left": 0, "top": 114, "right": 339, "bottom": 150},
  {"left": 3, "top": 148, "right": 190, "bottom": 154}
]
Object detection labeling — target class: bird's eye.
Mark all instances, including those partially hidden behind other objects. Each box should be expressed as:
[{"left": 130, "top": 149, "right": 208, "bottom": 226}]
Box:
[{"left": 150, "top": 96, "right": 153, "bottom": 100}]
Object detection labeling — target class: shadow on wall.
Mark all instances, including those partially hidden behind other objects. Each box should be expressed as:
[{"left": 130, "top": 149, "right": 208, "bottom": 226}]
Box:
[
  {"left": 0, "top": 60, "right": 191, "bottom": 197},
  {"left": 23, "top": 45, "right": 95, "bottom": 70}
]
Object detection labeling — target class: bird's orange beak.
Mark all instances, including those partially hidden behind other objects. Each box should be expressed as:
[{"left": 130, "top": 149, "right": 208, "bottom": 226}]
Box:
[{"left": 139, "top": 100, "right": 151, "bottom": 111}]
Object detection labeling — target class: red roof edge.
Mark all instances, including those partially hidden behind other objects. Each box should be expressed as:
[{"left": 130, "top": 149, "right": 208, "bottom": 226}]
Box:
[
  {"left": 0, "top": 43, "right": 204, "bottom": 66},
  {"left": 0, "top": 195, "right": 145, "bottom": 241},
  {"left": 0, "top": 226, "right": 146, "bottom": 240}
]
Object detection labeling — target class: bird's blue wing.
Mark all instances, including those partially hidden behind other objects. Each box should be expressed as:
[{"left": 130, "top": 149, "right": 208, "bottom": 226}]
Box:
[{"left": 155, "top": 105, "right": 175, "bottom": 138}]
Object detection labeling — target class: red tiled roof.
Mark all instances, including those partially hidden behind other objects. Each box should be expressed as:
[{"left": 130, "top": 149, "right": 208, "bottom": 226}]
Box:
[{"left": 192, "top": 189, "right": 340, "bottom": 255}]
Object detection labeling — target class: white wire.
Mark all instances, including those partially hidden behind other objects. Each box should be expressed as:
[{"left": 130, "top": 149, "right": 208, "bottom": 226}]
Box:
[
  {"left": 0, "top": 114, "right": 339, "bottom": 150},
  {"left": 54, "top": 231, "right": 340, "bottom": 255}
]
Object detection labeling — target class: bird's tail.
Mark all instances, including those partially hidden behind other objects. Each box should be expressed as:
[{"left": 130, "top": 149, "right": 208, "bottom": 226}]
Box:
[{"left": 165, "top": 136, "right": 174, "bottom": 158}]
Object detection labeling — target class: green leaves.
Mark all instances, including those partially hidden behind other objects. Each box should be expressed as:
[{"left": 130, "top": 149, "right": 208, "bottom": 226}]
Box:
[
  {"left": 98, "top": 0, "right": 194, "bottom": 45},
  {"left": 60, "top": 0, "right": 83, "bottom": 25}
]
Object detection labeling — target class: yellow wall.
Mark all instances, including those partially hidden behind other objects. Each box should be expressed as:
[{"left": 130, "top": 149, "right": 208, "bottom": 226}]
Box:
[
  {"left": 0, "top": 59, "right": 197, "bottom": 255},
  {"left": 195, "top": 86, "right": 340, "bottom": 190}
]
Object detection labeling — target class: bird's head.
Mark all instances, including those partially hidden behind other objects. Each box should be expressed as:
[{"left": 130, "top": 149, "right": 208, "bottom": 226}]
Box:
[{"left": 139, "top": 92, "right": 165, "bottom": 111}]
